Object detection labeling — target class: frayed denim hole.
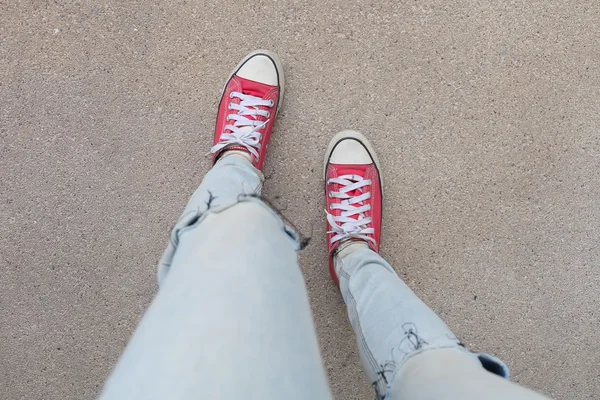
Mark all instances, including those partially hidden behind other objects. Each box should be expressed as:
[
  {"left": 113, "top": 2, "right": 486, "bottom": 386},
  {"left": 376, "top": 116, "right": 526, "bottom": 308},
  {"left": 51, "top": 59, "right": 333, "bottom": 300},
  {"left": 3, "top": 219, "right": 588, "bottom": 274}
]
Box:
[
  {"left": 185, "top": 215, "right": 200, "bottom": 227},
  {"left": 478, "top": 354, "right": 510, "bottom": 378}
]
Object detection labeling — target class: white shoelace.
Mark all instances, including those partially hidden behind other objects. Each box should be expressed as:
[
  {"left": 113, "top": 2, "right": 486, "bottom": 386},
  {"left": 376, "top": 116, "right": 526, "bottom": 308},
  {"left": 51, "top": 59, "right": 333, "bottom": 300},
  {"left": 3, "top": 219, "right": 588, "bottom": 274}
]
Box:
[
  {"left": 210, "top": 91, "right": 273, "bottom": 160},
  {"left": 326, "top": 174, "right": 375, "bottom": 245}
]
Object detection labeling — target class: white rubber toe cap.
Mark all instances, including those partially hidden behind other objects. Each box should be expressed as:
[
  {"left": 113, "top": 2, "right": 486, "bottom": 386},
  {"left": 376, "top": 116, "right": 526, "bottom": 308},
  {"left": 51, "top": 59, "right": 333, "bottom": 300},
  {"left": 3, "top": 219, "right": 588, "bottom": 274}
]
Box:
[
  {"left": 327, "top": 130, "right": 377, "bottom": 165},
  {"left": 324, "top": 130, "right": 382, "bottom": 183},
  {"left": 236, "top": 54, "right": 279, "bottom": 86},
  {"left": 329, "top": 138, "right": 373, "bottom": 164}
]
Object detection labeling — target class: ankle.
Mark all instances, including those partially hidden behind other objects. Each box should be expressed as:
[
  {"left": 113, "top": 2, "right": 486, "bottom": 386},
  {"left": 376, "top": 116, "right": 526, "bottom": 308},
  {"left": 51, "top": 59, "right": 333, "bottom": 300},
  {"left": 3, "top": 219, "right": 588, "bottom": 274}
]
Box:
[
  {"left": 337, "top": 240, "right": 369, "bottom": 258},
  {"left": 218, "top": 149, "right": 253, "bottom": 163},
  {"left": 214, "top": 150, "right": 265, "bottom": 193},
  {"left": 333, "top": 240, "right": 369, "bottom": 276}
]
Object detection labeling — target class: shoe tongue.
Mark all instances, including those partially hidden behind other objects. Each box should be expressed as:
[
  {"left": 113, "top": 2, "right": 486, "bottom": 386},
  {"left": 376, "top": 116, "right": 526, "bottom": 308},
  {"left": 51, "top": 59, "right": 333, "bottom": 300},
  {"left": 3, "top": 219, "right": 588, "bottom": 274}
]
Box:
[
  {"left": 336, "top": 166, "right": 368, "bottom": 220},
  {"left": 232, "top": 77, "right": 272, "bottom": 132},
  {"left": 338, "top": 167, "right": 367, "bottom": 187},
  {"left": 241, "top": 86, "right": 264, "bottom": 98},
  {"left": 239, "top": 76, "right": 272, "bottom": 99}
]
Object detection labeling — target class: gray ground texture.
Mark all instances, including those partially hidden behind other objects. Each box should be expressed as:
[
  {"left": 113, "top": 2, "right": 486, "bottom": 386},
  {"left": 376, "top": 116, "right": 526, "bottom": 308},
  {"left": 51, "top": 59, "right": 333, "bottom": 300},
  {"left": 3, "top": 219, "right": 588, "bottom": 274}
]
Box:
[{"left": 2, "top": 1, "right": 600, "bottom": 399}]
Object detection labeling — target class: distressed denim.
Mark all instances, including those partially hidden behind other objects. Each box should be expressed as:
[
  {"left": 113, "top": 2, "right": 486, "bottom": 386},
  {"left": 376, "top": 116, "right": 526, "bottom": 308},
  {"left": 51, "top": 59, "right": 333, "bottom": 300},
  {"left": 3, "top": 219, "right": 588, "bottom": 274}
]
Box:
[
  {"left": 338, "top": 248, "right": 549, "bottom": 400},
  {"left": 100, "top": 155, "right": 551, "bottom": 400}
]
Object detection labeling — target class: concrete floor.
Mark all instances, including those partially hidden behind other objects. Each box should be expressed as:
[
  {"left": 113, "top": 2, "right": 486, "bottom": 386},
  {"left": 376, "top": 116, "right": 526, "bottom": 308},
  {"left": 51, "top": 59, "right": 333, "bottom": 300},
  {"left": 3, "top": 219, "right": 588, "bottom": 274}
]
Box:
[{"left": 2, "top": 1, "right": 600, "bottom": 399}]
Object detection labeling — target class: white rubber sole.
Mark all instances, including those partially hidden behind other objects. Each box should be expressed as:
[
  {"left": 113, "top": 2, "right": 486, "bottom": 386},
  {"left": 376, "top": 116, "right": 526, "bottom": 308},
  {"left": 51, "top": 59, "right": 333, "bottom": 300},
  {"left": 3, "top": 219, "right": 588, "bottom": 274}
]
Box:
[
  {"left": 323, "top": 130, "right": 383, "bottom": 186},
  {"left": 222, "top": 49, "right": 285, "bottom": 114}
]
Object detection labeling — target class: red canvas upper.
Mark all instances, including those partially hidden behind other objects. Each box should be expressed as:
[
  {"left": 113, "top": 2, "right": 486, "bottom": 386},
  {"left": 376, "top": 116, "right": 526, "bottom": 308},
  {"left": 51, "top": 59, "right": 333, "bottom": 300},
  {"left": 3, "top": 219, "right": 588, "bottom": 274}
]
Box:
[
  {"left": 326, "top": 162, "right": 382, "bottom": 285},
  {"left": 212, "top": 75, "right": 280, "bottom": 171}
]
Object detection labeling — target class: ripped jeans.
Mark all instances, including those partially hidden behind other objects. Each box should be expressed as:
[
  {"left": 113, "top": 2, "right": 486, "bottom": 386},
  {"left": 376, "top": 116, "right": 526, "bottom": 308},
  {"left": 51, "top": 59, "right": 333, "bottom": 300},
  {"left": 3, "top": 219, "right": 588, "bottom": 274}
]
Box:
[{"left": 100, "top": 155, "right": 551, "bottom": 400}]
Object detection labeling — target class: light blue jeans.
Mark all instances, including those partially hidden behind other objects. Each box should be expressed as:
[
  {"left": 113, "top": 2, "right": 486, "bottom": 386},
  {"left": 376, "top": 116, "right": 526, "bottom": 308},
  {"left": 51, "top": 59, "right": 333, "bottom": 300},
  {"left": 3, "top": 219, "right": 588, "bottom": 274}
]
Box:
[{"left": 100, "top": 155, "right": 551, "bottom": 400}]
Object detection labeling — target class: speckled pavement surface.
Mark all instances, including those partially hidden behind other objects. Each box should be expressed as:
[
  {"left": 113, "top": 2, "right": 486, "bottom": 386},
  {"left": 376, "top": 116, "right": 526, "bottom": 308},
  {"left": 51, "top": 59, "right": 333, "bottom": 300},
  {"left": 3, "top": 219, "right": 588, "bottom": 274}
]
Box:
[{"left": 2, "top": 1, "right": 600, "bottom": 399}]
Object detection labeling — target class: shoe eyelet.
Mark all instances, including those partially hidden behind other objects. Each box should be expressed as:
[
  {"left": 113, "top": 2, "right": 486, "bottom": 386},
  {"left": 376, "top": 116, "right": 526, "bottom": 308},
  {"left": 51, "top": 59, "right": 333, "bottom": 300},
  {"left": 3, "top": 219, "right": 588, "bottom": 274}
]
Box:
[
  {"left": 269, "top": 100, "right": 275, "bottom": 107},
  {"left": 328, "top": 191, "right": 334, "bottom": 197},
  {"left": 266, "top": 111, "right": 271, "bottom": 118},
  {"left": 229, "top": 92, "right": 235, "bottom": 98},
  {"left": 227, "top": 104, "right": 233, "bottom": 110}
]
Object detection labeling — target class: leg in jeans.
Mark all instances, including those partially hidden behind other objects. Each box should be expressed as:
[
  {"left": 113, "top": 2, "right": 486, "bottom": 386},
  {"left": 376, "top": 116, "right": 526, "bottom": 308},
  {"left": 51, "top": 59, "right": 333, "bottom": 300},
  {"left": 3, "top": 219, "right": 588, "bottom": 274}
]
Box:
[
  {"left": 100, "top": 155, "right": 331, "bottom": 400},
  {"left": 324, "top": 130, "right": 551, "bottom": 400},
  {"left": 101, "top": 50, "right": 331, "bottom": 399},
  {"left": 338, "top": 248, "right": 550, "bottom": 400}
]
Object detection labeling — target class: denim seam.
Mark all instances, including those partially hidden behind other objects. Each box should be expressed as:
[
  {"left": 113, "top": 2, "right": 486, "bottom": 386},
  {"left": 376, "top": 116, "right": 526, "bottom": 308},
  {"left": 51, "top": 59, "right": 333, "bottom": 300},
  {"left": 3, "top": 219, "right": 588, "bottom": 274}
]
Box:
[{"left": 340, "top": 267, "right": 387, "bottom": 399}]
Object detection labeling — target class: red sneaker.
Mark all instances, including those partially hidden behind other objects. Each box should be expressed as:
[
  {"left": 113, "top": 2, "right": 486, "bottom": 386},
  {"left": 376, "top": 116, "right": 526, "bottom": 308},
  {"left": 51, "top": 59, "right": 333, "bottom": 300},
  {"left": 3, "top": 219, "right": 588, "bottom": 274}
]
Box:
[
  {"left": 210, "top": 50, "right": 284, "bottom": 171},
  {"left": 324, "top": 130, "right": 383, "bottom": 285}
]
